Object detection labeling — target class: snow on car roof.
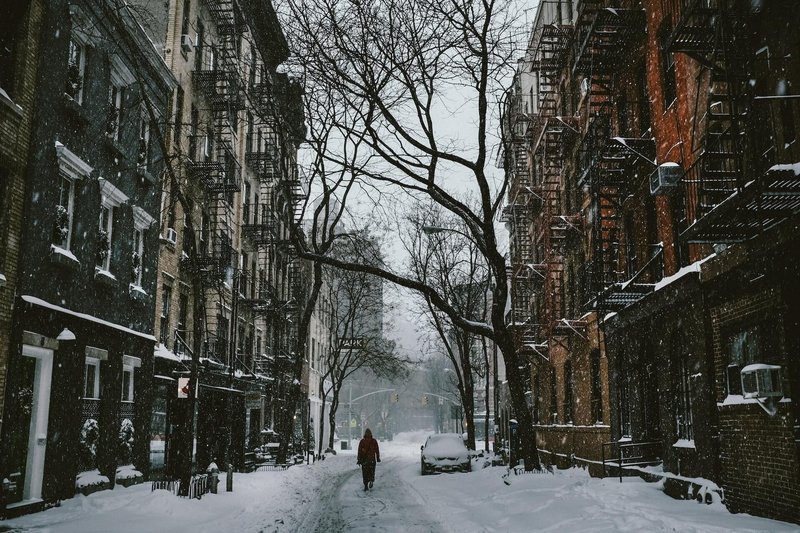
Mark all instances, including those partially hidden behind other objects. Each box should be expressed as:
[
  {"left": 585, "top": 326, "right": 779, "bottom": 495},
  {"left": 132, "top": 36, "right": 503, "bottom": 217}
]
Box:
[{"left": 424, "top": 434, "right": 468, "bottom": 455}]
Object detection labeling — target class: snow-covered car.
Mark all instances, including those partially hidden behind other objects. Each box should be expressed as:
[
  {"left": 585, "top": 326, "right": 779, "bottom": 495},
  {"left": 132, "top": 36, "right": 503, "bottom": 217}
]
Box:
[{"left": 420, "top": 433, "right": 472, "bottom": 475}]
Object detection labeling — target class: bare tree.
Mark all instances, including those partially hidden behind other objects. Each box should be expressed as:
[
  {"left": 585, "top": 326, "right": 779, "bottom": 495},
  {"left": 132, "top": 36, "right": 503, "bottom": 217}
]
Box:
[
  {"left": 321, "top": 236, "right": 409, "bottom": 451},
  {"left": 282, "top": 0, "right": 540, "bottom": 469},
  {"left": 405, "top": 205, "right": 488, "bottom": 450}
]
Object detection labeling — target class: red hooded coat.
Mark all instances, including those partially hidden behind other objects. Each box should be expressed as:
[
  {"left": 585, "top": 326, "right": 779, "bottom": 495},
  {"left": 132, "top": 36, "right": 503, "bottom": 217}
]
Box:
[{"left": 357, "top": 429, "right": 380, "bottom": 464}]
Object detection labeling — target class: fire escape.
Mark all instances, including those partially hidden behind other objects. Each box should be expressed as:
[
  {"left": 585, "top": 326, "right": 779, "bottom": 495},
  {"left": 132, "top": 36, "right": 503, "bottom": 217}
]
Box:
[
  {"left": 668, "top": 0, "right": 800, "bottom": 243},
  {"left": 502, "top": 85, "right": 538, "bottom": 357},
  {"left": 182, "top": 1, "right": 245, "bottom": 362},
  {"left": 529, "top": 3, "right": 577, "bottom": 340},
  {"left": 185, "top": 1, "right": 243, "bottom": 277},
  {"left": 572, "top": 1, "right": 649, "bottom": 313},
  {"left": 240, "top": 67, "right": 307, "bottom": 375}
]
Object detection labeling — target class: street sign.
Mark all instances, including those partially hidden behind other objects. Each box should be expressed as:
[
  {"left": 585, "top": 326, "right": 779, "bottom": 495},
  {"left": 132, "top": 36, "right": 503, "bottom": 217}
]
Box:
[
  {"left": 350, "top": 418, "right": 357, "bottom": 428},
  {"left": 177, "top": 377, "right": 191, "bottom": 398}
]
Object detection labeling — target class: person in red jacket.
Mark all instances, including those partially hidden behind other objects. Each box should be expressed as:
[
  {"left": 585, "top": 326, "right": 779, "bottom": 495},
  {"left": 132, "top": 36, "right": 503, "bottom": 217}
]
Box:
[{"left": 356, "top": 428, "right": 381, "bottom": 491}]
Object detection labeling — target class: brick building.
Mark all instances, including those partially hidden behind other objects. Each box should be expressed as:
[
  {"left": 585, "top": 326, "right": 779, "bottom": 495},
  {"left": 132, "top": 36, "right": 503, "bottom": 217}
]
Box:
[
  {"left": 0, "top": 1, "right": 44, "bottom": 441},
  {"left": 505, "top": 0, "right": 800, "bottom": 524},
  {"left": 128, "top": 0, "right": 309, "bottom": 475},
  {"left": 0, "top": 0, "right": 175, "bottom": 514}
]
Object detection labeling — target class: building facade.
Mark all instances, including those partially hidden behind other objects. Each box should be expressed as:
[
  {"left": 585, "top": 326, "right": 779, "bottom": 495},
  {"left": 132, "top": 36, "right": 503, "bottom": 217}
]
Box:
[
  {"left": 129, "top": 0, "right": 308, "bottom": 475},
  {"left": 0, "top": 0, "right": 175, "bottom": 513},
  {"left": 0, "top": 0, "right": 44, "bottom": 442},
  {"left": 504, "top": 0, "right": 800, "bottom": 523}
]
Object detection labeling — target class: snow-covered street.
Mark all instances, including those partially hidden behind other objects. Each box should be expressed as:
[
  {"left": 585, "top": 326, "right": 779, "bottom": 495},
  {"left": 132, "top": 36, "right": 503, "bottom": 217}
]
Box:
[{"left": 3, "top": 432, "right": 798, "bottom": 533}]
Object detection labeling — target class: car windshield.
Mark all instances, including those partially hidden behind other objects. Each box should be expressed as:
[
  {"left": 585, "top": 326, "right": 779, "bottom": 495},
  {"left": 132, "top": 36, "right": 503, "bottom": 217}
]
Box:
[{"left": 424, "top": 434, "right": 468, "bottom": 455}]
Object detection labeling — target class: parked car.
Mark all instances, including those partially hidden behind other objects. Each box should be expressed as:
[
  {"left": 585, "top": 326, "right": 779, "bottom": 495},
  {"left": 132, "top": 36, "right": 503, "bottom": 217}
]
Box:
[{"left": 420, "top": 433, "right": 472, "bottom": 475}]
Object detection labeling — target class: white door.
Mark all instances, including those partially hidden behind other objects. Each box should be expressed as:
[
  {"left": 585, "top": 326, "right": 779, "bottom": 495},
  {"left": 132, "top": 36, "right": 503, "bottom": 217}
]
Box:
[{"left": 22, "top": 344, "right": 53, "bottom": 502}]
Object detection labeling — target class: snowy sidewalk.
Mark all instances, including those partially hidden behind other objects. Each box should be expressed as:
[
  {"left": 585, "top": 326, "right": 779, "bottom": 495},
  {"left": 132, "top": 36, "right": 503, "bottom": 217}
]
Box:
[{"left": 3, "top": 433, "right": 799, "bottom": 532}]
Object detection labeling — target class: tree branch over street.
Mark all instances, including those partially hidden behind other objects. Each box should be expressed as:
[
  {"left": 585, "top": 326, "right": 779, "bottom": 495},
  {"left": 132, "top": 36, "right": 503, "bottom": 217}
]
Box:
[{"left": 283, "top": 0, "right": 542, "bottom": 469}]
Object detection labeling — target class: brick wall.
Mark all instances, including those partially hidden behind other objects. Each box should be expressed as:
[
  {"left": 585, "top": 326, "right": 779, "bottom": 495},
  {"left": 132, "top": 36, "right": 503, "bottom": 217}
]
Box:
[
  {"left": 709, "top": 277, "right": 800, "bottom": 523},
  {"left": 0, "top": 0, "right": 44, "bottom": 434}
]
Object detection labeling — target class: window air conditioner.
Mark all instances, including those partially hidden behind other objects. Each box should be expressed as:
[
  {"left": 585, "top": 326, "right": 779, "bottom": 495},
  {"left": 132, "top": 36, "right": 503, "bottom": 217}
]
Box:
[
  {"left": 740, "top": 364, "right": 783, "bottom": 399},
  {"left": 650, "top": 162, "right": 683, "bottom": 195},
  {"left": 181, "top": 34, "right": 194, "bottom": 54},
  {"left": 165, "top": 227, "right": 178, "bottom": 245}
]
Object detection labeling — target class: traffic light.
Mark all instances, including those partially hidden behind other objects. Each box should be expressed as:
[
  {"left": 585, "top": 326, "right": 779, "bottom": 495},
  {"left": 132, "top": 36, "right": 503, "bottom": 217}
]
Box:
[
  {"left": 421, "top": 394, "right": 429, "bottom": 406},
  {"left": 390, "top": 392, "right": 399, "bottom": 403}
]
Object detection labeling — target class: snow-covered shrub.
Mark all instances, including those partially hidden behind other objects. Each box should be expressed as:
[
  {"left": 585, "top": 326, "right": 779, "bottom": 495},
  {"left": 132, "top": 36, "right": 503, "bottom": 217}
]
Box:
[
  {"left": 118, "top": 418, "right": 135, "bottom": 463},
  {"left": 80, "top": 418, "right": 100, "bottom": 468}
]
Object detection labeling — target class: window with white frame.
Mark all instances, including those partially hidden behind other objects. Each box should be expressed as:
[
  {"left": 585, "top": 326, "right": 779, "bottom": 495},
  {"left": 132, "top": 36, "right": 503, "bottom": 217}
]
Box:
[
  {"left": 84, "top": 357, "right": 101, "bottom": 399},
  {"left": 97, "top": 204, "right": 112, "bottom": 270},
  {"left": 97, "top": 179, "right": 129, "bottom": 272},
  {"left": 132, "top": 206, "right": 154, "bottom": 287},
  {"left": 66, "top": 38, "right": 86, "bottom": 103},
  {"left": 54, "top": 142, "right": 92, "bottom": 251},
  {"left": 121, "top": 355, "right": 141, "bottom": 402},
  {"left": 56, "top": 175, "right": 75, "bottom": 249},
  {"left": 122, "top": 365, "right": 134, "bottom": 401}
]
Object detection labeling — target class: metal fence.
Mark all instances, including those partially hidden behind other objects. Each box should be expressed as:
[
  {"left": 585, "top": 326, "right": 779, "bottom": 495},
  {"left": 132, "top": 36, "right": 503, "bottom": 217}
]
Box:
[
  {"left": 601, "top": 440, "right": 662, "bottom": 483},
  {"left": 151, "top": 473, "right": 213, "bottom": 500}
]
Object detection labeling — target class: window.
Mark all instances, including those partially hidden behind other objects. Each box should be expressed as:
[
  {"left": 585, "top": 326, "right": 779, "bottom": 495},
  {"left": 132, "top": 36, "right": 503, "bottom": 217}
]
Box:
[
  {"left": 659, "top": 21, "right": 676, "bottom": 109},
  {"left": 174, "top": 86, "right": 184, "bottom": 147},
  {"left": 161, "top": 284, "right": 172, "bottom": 345},
  {"left": 66, "top": 38, "right": 86, "bottom": 103},
  {"left": 121, "top": 356, "right": 140, "bottom": 401},
  {"left": 97, "top": 204, "right": 113, "bottom": 270},
  {"left": 107, "top": 84, "right": 124, "bottom": 140},
  {"left": 0, "top": 3, "right": 29, "bottom": 97},
  {"left": 617, "top": 372, "right": 631, "bottom": 438},
  {"left": 54, "top": 143, "right": 92, "bottom": 251},
  {"left": 725, "top": 321, "right": 780, "bottom": 396},
  {"left": 84, "top": 357, "right": 100, "bottom": 399},
  {"left": 564, "top": 361, "right": 574, "bottom": 424},
  {"left": 675, "top": 353, "right": 693, "bottom": 441},
  {"left": 122, "top": 365, "right": 134, "bottom": 402},
  {"left": 132, "top": 228, "right": 144, "bottom": 285},
  {"left": 177, "top": 291, "right": 189, "bottom": 351},
  {"left": 97, "top": 179, "right": 129, "bottom": 273},
  {"left": 194, "top": 20, "right": 205, "bottom": 71},
  {"left": 181, "top": 0, "right": 191, "bottom": 38},
  {"left": 56, "top": 175, "right": 76, "bottom": 249},
  {"left": 591, "top": 349, "right": 603, "bottom": 424},
  {"left": 189, "top": 105, "right": 198, "bottom": 159},
  {"left": 216, "top": 314, "right": 229, "bottom": 358},
  {"left": 132, "top": 205, "right": 154, "bottom": 286},
  {"left": 138, "top": 111, "right": 151, "bottom": 170}
]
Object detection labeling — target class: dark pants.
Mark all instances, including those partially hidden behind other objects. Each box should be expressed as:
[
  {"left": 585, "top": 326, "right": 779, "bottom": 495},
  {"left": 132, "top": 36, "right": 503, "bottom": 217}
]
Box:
[{"left": 361, "top": 461, "right": 376, "bottom": 485}]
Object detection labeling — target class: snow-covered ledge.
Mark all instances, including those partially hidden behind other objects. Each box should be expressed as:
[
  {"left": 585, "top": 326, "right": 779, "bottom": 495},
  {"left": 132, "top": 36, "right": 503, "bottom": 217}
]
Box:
[
  {"left": 0, "top": 272, "right": 6, "bottom": 289},
  {"left": 129, "top": 283, "right": 148, "bottom": 301},
  {"left": 94, "top": 267, "right": 117, "bottom": 287},
  {"left": 50, "top": 244, "right": 80, "bottom": 271},
  {"left": 0, "top": 87, "right": 23, "bottom": 118}
]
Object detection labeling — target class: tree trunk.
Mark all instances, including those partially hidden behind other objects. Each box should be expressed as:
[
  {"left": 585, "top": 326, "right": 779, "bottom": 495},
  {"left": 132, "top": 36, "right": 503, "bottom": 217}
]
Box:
[
  {"left": 490, "top": 260, "right": 540, "bottom": 471},
  {"left": 317, "top": 380, "right": 327, "bottom": 457}
]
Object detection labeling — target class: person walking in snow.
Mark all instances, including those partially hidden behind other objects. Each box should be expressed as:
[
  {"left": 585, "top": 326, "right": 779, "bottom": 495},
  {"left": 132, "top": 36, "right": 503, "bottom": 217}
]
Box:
[{"left": 356, "top": 428, "right": 380, "bottom": 491}]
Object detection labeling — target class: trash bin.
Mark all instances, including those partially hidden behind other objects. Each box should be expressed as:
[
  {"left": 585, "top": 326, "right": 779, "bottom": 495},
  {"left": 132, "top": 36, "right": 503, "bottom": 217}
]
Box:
[{"left": 341, "top": 441, "right": 349, "bottom": 450}]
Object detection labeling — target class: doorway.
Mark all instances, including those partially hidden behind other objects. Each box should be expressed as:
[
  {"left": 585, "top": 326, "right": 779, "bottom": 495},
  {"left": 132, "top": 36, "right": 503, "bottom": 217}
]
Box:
[{"left": 5, "top": 344, "right": 53, "bottom": 505}]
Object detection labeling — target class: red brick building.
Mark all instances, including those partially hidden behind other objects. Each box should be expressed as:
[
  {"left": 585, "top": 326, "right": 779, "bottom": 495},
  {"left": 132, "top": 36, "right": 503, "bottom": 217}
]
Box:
[{"left": 505, "top": 0, "right": 800, "bottom": 523}]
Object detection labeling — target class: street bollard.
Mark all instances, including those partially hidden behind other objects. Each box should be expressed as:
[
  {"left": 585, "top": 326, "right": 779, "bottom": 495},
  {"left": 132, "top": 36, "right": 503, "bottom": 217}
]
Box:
[
  {"left": 226, "top": 463, "right": 233, "bottom": 492},
  {"left": 207, "top": 462, "right": 219, "bottom": 494}
]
